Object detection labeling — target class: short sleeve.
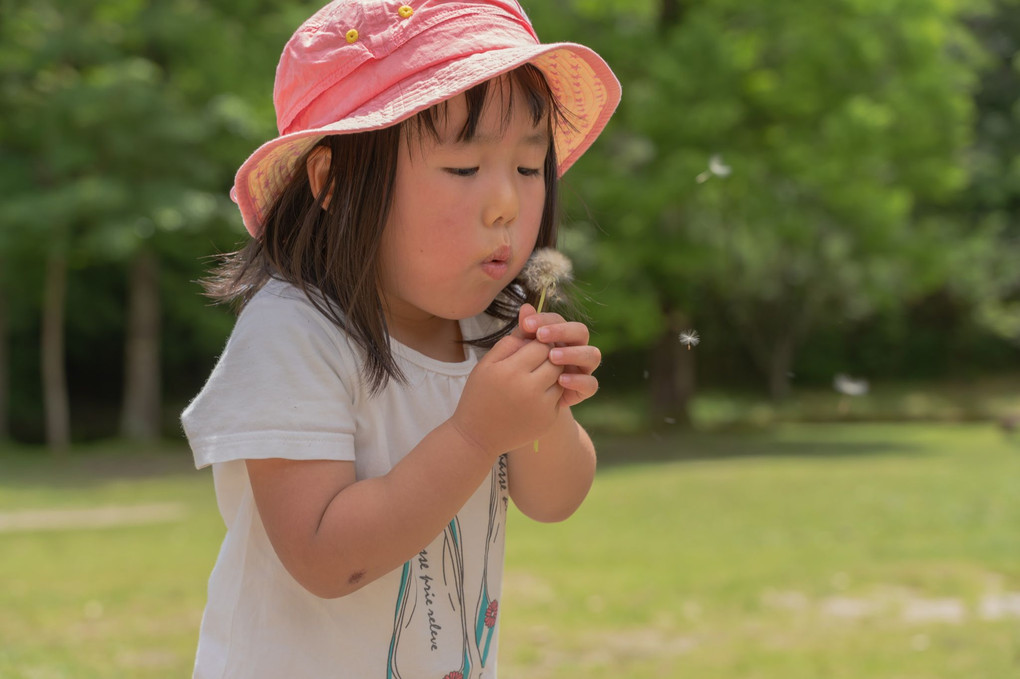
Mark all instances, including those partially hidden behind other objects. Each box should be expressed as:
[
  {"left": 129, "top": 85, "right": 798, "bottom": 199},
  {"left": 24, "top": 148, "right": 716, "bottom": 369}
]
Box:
[{"left": 182, "top": 282, "right": 361, "bottom": 468}]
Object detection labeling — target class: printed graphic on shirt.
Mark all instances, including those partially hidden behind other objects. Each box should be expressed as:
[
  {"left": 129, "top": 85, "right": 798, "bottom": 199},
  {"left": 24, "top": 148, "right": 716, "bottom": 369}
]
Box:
[
  {"left": 387, "top": 458, "right": 507, "bottom": 679},
  {"left": 474, "top": 455, "right": 508, "bottom": 667}
]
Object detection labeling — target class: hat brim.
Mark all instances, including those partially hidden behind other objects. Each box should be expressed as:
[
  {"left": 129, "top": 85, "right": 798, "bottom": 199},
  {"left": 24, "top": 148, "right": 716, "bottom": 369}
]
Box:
[{"left": 232, "top": 42, "right": 621, "bottom": 237}]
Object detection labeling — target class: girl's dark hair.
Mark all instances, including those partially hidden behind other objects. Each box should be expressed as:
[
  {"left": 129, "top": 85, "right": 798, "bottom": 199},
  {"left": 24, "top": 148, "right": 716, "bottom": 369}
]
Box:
[{"left": 204, "top": 64, "right": 565, "bottom": 393}]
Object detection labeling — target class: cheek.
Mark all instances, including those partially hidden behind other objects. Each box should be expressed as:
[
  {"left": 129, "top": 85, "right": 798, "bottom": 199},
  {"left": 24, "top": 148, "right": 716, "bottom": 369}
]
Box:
[{"left": 520, "top": 184, "right": 547, "bottom": 237}]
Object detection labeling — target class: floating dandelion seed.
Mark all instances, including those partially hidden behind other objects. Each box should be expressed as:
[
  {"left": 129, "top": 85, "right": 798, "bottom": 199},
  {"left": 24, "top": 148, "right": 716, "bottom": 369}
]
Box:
[
  {"left": 521, "top": 248, "right": 574, "bottom": 452},
  {"left": 521, "top": 248, "right": 573, "bottom": 315},
  {"left": 833, "top": 374, "right": 869, "bottom": 397},
  {"left": 696, "top": 153, "right": 732, "bottom": 184},
  {"left": 709, "top": 154, "right": 732, "bottom": 177},
  {"left": 679, "top": 330, "right": 700, "bottom": 350},
  {"left": 833, "top": 373, "right": 869, "bottom": 416}
]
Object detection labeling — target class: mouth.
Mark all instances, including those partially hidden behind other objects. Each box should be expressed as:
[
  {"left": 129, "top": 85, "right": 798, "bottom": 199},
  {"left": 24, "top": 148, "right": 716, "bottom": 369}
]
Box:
[{"left": 481, "top": 245, "right": 512, "bottom": 280}]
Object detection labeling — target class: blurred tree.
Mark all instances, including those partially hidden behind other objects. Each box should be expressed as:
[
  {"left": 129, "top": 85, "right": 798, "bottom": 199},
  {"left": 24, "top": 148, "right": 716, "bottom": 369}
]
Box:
[
  {"left": 0, "top": 261, "right": 8, "bottom": 441},
  {"left": 1, "top": 0, "right": 1012, "bottom": 442},
  {"left": 41, "top": 249, "right": 70, "bottom": 451},
  {"left": 529, "top": 0, "right": 987, "bottom": 415},
  {"left": 951, "top": 0, "right": 1020, "bottom": 345},
  {"left": 0, "top": 0, "right": 293, "bottom": 446},
  {"left": 0, "top": 0, "right": 330, "bottom": 444}
]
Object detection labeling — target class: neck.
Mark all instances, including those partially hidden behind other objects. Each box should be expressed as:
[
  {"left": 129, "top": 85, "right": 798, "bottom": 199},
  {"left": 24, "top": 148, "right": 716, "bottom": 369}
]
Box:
[{"left": 385, "top": 311, "right": 465, "bottom": 363}]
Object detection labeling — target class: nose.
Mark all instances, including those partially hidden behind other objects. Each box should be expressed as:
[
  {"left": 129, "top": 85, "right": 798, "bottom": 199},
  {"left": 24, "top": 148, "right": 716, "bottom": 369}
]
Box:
[{"left": 482, "top": 169, "right": 519, "bottom": 228}]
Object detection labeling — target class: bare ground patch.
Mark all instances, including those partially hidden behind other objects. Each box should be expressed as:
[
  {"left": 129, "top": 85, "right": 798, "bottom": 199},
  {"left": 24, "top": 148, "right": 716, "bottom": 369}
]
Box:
[{"left": 0, "top": 503, "right": 188, "bottom": 533}]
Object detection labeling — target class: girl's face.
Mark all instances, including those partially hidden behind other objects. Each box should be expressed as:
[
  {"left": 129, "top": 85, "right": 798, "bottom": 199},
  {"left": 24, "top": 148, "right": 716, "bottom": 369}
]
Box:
[{"left": 379, "top": 84, "right": 549, "bottom": 334}]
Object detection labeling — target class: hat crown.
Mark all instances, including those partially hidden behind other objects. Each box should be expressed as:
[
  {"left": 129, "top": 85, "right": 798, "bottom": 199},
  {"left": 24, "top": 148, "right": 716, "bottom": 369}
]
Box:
[
  {"left": 275, "top": 0, "right": 538, "bottom": 135},
  {"left": 231, "top": 0, "right": 620, "bottom": 237}
]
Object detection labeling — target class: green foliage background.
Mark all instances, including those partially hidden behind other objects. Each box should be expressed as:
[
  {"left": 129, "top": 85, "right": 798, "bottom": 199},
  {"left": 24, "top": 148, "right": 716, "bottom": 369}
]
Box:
[{"left": 0, "top": 0, "right": 1018, "bottom": 442}]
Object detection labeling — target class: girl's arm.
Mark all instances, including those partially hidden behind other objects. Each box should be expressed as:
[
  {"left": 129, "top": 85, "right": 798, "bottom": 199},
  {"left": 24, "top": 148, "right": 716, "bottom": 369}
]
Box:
[
  {"left": 507, "top": 407, "right": 597, "bottom": 522},
  {"left": 506, "top": 305, "right": 601, "bottom": 522},
  {"left": 247, "top": 336, "right": 564, "bottom": 599}
]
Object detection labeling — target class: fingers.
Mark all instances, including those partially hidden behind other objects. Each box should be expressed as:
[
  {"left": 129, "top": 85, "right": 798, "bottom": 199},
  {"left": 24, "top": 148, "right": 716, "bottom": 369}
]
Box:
[
  {"left": 518, "top": 311, "right": 600, "bottom": 377},
  {"left": 510, "top": 304, "right": 602, "bottom": 408},
  {"left": 513, "top": 339, "right": 559, "bottom": 372},
  {"left": 489, "top": 336, "right": 563, "bottom": 375},
  {"left": 548, "top": 345, "right": 601, "bottom": 375},
  {"left": 518, "top": 305, "right": 591, "bottom": 347},
  {"left": 511, "top": 303, "right": 538, "bottom": 341},
  {"left": 536, "top": 320, "right": 589, "bottom": 348},
  {"left": 531, "top": 353, "right": 565, "bottom": 386},
  {"left": 558, "top": 373, "right": 598, "bottom": 408},
  {"left": 518, "top": 303, "right": 537, "bottom": 326},
  {"left": 486, "top": 333, "right": 529, "bottom": 361},
  {"left": 520, "top": 309, "right": 567, "bottom": 338}
]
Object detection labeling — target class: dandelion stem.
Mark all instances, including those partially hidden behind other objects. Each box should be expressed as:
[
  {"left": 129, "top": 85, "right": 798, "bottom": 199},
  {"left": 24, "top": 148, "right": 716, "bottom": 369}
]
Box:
[
  {"left": 533, "top": 286, "right": 549, "bottom": 453},
  {"left": 521, "top": 248, "right": 574, "bottom": 455}
]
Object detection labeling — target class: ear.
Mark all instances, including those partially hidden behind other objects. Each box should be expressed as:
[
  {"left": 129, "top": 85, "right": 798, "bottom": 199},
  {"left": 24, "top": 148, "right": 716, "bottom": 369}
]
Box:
[{"left": 306, "top": 146, "right": 333, "bottom": 209}]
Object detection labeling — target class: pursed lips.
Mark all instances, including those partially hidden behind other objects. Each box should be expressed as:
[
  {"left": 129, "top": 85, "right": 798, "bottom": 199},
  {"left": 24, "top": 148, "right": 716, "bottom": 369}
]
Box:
[{"left": 481, "top": 245, "right": 512, "bottom": 280}]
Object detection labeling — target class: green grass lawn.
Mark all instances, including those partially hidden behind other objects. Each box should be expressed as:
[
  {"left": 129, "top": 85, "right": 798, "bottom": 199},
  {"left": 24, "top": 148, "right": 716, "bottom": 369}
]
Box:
[
  {"left": 1, "top": 424, "right": 1018, "bottom": 678},
  {"left": 574, "top": 373, "right": 1020, "bottom": 434}
]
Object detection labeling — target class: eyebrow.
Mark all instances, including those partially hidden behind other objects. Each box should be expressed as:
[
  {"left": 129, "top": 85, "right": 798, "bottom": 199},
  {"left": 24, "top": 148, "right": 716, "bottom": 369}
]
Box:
[{"left": 449, "top": 130, "right": 551, "bottom": 148}]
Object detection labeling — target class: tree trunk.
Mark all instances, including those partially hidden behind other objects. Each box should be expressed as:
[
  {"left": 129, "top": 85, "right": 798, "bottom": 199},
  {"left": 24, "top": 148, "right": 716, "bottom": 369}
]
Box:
[
  {"left": 120, "top": 248, "right": 162, "bottom": 441},
  {"left": 0, "top": 270, "right": 8, "bottom": 441},
  {"left": 659, "top": 0, "right": 687, "bottom": 30},
  {"left": 729, "top": 296, "right": 811, "bottom": 402},
  {"left": 767, "top": 331, "right": 796, "bottom": 401},
  {"left": 649, "top": 307, "right": 695, "bottom": 427},
  {"left": 42, "top": 250, "right": 70, "bottom": 452}
]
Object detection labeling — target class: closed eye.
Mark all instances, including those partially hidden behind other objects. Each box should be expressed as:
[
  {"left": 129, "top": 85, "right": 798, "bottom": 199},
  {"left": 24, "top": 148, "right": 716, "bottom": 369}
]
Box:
[
  {"left": 518, "top": 167, "right": 542, "bottom": 177},
  {"left": 444, "top": 167, "right": 478, "bottom": 177}
]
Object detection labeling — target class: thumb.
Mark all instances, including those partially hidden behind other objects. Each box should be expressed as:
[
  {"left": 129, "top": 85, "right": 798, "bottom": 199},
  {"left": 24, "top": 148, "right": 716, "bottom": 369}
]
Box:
[{"left": 517, "top": 303, "right": 538, "bottom": 336}]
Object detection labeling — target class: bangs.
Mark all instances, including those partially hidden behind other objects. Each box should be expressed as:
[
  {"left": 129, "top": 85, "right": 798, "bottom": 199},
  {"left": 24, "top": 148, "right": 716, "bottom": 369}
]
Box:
[{"left": 406, "top": 63, "right": 563, "bottom": 143}]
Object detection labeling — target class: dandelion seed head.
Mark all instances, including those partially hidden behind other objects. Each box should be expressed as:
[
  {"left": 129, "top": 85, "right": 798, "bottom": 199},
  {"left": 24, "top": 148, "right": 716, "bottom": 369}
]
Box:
[
  {"left": 521, "top": 248, "right": 573, "bottom": 293},
  {"left": 679, "top": 329, "right": 700, "bottom": 347}
]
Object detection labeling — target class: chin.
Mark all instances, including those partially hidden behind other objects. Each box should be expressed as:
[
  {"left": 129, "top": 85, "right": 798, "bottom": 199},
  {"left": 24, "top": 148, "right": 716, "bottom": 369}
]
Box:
[{"left": 451, "top": 296, "right": 501, "bottom": 321}]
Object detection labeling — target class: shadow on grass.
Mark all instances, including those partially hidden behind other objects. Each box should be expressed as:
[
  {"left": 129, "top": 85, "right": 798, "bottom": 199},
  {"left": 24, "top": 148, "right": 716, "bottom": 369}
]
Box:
[
  {"left": 591, "top": 424, "right": 927, "bottom": 468},
  {"left": 0, "top": 438, "right": 198, "bottom": 490},
  {"left": 0, "top": 424, "right": 945, "bottom": 488}
]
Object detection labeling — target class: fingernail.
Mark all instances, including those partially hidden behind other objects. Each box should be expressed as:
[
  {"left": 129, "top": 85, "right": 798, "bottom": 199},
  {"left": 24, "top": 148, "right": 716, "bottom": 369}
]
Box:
[
  {"left": 524, "top": 318, "right": 537, "bottom": 331},
  {"left": 537, "top": 328, "right": 550, "bottom": 341},
  {"left": 550, "top": 348, "right": 563, "bottom": 362}
]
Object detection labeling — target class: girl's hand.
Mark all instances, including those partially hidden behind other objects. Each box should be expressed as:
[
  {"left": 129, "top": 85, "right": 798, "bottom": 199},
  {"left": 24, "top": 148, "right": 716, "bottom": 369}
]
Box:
[
  {"left": 517, "top": 303, "right": 600, "bottom": 408},
  {"left": 452, "top": 333, "right": 564, "bottom": 457}
]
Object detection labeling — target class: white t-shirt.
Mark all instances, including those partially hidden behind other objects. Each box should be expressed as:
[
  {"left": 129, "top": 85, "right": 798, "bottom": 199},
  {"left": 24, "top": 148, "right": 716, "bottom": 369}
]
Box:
[{"left": 182, "top": 278, "right": 508, "bottom": 679}]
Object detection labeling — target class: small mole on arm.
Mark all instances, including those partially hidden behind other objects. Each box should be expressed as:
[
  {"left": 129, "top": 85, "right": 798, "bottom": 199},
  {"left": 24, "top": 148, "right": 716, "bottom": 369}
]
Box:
[{"left": 348, "top": 570, "right": 366, "bottom": 585}]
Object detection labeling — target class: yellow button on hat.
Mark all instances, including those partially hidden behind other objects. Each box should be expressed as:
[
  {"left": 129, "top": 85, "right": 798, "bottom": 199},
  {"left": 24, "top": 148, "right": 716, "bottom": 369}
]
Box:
[
  {"left": 398, "top": 5, "right": 414, "bottom": 18},
  {"left": 345, "top": 28, "right": 359, "bottom": 43}
]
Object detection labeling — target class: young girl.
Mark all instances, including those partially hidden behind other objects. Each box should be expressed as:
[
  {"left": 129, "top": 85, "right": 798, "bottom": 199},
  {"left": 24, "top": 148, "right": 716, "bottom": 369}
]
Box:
[{"left": 182, "top": 1, "right": 620, "bottom": 677}]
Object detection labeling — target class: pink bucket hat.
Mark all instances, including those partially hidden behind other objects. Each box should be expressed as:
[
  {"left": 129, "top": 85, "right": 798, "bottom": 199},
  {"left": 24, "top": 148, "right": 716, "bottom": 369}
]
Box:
[{"left": 231, "top": 0, "right": 621, "bottom": 236}]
